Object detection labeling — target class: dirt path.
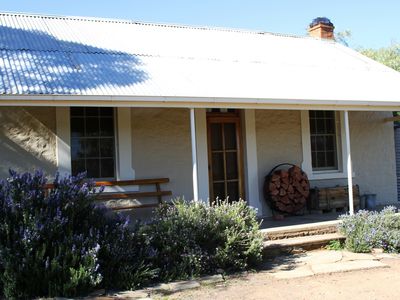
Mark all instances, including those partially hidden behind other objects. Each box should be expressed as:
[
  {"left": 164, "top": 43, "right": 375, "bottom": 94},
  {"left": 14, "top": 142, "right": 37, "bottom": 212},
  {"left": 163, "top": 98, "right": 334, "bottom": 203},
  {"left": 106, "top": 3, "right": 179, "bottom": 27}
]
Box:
[{"left": 169, "top": 258, "right": 400, "bottom": 300}]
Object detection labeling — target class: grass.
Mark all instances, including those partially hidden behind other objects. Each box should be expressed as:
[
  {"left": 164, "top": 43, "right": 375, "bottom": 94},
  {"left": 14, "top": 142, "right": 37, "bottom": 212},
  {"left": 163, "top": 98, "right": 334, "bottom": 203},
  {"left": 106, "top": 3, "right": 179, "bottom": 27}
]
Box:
[{"left": 326, "top": 239, "right": 345, "bottom": 251}]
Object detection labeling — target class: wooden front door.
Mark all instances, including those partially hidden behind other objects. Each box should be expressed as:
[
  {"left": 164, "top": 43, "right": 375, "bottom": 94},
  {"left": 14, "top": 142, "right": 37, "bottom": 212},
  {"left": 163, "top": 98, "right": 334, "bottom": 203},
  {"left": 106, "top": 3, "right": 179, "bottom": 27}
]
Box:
[{"left": 207, "top": 112, "right": 244, "bottom": 203}]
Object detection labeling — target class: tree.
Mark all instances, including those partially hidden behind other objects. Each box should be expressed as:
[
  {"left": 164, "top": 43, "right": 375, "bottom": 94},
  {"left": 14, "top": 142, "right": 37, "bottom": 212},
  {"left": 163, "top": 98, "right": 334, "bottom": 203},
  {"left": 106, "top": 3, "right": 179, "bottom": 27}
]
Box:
[{"left": 359, "top": 44, "right": 400, "bottom": 72}]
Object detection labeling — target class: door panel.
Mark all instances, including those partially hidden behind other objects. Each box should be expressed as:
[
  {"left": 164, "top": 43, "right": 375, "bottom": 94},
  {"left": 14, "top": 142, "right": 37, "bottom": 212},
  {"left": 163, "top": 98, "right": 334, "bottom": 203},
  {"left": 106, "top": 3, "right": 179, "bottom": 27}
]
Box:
[{"left": 207, "top": 113, "right": 244, "bottom": 203}]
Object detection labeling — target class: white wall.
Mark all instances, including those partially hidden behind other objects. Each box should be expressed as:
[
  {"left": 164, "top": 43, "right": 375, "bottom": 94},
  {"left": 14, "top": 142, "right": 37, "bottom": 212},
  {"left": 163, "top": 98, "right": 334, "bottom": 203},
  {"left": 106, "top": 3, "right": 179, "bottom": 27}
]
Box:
[
  {"left": 255, "top": 110, "right": 398, "bottom": 216},
  {"left": 130, "top": 108, "right": 193, "bottom": 200}
]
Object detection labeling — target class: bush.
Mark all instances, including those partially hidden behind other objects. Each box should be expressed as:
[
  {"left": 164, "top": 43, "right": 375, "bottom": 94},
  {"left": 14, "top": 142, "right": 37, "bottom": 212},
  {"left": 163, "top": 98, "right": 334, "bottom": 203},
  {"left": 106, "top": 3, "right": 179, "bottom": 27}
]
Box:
[
  {"left": 339, "top": 206, "right": 400, "bottom": 253},
  {"left": 0, "top": 170, "right": 154, "bottom": 298},
  {"left": 144, "top": 199, "right": 263, "bottom": 281},
  {"left": 0, "top": 170, "right": 263, "bottom": 297},
  {"left": 98, "top": 216, "right": 156, "bottom": 290}
]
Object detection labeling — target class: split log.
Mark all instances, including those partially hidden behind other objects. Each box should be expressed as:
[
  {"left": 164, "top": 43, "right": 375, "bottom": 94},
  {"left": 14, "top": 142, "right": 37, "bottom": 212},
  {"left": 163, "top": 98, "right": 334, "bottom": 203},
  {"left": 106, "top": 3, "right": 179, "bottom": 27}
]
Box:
[{"left": 264, "top": 165, "right": 310, "bottom": 214}]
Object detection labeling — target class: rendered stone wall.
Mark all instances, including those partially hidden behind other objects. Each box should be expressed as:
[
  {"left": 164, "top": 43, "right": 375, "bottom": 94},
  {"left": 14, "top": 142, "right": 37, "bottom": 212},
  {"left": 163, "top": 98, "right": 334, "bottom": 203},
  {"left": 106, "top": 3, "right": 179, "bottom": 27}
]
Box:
[
  {"left": 255, "top": 110, "right": 397, "bottom": 217},
  {"left": 0, "top": 107, "right": 57, "bottom": 178},
  {"left": 130, "top": 108, "right": 193, "bottom": 201},
  {"left": 255, "top": 110, "right": 303, "bottom": 216}
]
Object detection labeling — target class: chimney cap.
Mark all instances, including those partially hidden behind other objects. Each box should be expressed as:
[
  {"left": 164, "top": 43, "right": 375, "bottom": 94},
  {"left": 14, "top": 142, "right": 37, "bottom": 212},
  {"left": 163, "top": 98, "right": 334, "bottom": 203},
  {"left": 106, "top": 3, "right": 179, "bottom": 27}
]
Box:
[{"left": 309, "top": 17, "right": 334, "bottom": 28}]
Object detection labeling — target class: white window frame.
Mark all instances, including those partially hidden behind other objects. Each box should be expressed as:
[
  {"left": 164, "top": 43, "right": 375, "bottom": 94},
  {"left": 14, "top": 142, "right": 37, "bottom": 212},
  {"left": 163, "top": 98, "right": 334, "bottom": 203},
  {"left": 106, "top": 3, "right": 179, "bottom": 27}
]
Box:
[
  {"left": 301, "top": 110, "right": 350, "bottom": 180},
  {"left": 56, "top": 107, "right": 135, "bottom": 183}
]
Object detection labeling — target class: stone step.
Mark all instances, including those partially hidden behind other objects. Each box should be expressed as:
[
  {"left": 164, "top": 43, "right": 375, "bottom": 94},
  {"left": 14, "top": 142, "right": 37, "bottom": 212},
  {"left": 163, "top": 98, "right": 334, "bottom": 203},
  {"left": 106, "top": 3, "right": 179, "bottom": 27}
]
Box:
[
  {"left": 263, "top": 232, "right": 345, "bottom": 258},
  {"left": 261, "top": 220, "right": 340, "bottom": 241}
]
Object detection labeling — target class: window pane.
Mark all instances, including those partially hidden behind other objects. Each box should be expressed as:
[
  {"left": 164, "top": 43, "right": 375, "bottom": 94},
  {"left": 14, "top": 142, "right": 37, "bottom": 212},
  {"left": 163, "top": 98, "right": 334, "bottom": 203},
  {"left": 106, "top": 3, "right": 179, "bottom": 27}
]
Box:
[
  {"left": 224, "top": 123, "right": 237, "bottom": 150},
  {"left": 312, "top": 152, "right": 317, "bottom": 169},
  {"left": 326, "top": 118, "right": 335, "bottom": 134},
  {"left": 100, "top": 117, "right": 114, "bottom": 136},
  {"left": 316, "top": 152, "right": 325, "bottom": 169},
  {"left": 100, "top": 107, "right": 113, "bottom": 116},
  {"left": 71, "top": 107, "right": 84, "bottom": 116},
  {"left": 72, "top": 159, "right": 85, "bottom": 175},
  {"left": 71, "top": 138, "right": 85, "bottom": 159},
  {"left": 326, "top": 136, "right": 335, "bottom": 151},
  {"left": 325, "top": 111, "right": 335, "bottom": 118},
  {"left": 85, "top": 139, "right": 99, "bottom": 157},
  {"left": 100, "top": 138, "right": 114, "bottom": 157},
  {"left": 227, "top": 181, "right": 239, "bottom": 202},
  {"left": 310, "top": 118, "right": 316, "bottom": 134},
  {"left": 86, "top": 159, "right": 100, "bottom": 178},
  {"left": 85, "top": 117, "right": 100, "bottom": 137},
  {"left": 226, "top": 152, "right": 238, "bottom": 180},
  {"left": 212, "top": 153, "right": 224, "bottom": 181},
  {"left": 326, "top": 151, "right": 336, "bottom": 168},
  {"left": 315, "top": 136, "right": 325, "bottom": 152},
  {"left": 316, "top": 119, "right": 325, "bottom": 134},
  {"left": 315, "top": 111, "right": 325, "bottom": 119},
  {"left": 213, "top": 182, "right": 225, "bottom": 201},
  {"left": 85, "top": 107, "right": 99, "bottom": 116},
  {"left": 211, "top": 123, "right": 222, "bottom": 150},
  {"left": 100, "top": 158, "right": 114, "bottom": 178},
  {"left": 310, "top": 136, "right": 316, "bottom": 152},
  {"left": 71, "top": 117, "right": 85, "bottom": 138}
]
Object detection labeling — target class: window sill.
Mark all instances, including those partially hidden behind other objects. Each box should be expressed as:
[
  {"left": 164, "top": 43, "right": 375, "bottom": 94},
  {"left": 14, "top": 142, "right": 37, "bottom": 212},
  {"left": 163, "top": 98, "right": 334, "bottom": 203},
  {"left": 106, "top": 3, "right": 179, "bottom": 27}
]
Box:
[{"left": 308, "top": 171, "right": 354, "bottom": 181}]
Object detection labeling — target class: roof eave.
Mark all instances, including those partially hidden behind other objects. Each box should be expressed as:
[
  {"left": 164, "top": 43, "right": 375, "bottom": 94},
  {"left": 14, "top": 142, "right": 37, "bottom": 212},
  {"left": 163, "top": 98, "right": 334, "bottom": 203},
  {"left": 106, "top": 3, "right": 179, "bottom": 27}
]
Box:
[{"left": 0, "top": 94, "right": 399, "bottom": 111}]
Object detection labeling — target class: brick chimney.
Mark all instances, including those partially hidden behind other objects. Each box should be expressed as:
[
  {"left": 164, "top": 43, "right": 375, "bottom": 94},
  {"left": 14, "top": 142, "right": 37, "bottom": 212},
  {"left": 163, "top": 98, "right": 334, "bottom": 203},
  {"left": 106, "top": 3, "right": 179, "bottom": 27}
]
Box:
[{"left": 308, "top": 17, "right": 334, "bottom": 39}]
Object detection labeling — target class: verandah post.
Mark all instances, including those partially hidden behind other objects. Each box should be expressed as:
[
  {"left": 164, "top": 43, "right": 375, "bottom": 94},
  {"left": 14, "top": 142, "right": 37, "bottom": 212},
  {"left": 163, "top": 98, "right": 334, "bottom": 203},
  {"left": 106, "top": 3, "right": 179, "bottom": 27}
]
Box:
[
  {"left": 190, "top": 108, "right": 199, "bottom": 201},
  {"left": 344, "top": 110, "right": 354, "bottom": 215}
]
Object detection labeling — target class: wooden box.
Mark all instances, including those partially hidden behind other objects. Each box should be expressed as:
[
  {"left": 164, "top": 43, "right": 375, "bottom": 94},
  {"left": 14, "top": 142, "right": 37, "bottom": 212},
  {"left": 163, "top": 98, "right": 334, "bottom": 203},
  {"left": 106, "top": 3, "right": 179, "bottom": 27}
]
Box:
[{"left": 309, "top": 185, "right": 360, "bottom": 211}]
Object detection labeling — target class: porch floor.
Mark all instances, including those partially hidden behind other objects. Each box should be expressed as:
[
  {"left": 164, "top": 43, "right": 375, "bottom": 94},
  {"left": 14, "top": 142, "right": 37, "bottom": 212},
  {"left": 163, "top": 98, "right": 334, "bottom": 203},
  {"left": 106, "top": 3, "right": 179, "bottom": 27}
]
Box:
[
  {"left": 259, "top": 203, "right": 400, "bottom": 230},
  {"left": 259, "top": 212, "right": 341, "bottom": 230}
]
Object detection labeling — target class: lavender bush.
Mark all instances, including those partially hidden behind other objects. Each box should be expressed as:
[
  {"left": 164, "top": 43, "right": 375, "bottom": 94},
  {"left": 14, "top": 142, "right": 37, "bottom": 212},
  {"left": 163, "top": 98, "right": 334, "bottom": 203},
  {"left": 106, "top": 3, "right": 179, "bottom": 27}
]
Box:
[
  {"left": 144, "top": 199, "right": 263, "bottom": 281},
  {"left": 339, "top": 206, "right": 400, "bottom": 253},
  {"left": 0, "top": 170, "right": 154, "bottom": 298},
  {"left": 0, "top": 170, "right": 262, "bottom": 297}
]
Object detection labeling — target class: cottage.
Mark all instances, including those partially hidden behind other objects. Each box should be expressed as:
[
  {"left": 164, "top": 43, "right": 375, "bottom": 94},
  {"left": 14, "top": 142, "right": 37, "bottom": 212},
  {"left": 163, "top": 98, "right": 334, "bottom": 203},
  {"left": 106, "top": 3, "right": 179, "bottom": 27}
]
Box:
[{"left": 0, "top": 12, "right": 399, "bottom": 217}]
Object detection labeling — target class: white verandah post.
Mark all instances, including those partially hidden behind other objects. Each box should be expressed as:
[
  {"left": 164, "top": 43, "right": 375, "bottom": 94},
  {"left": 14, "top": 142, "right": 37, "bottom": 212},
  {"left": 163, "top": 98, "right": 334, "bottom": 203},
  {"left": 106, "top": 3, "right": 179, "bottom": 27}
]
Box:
[
  {"left": 190, "top": 108, "right": 199, "bottom": 201},
  {"left": 344, "top": 110, "right": 354, "bottom": 215}
]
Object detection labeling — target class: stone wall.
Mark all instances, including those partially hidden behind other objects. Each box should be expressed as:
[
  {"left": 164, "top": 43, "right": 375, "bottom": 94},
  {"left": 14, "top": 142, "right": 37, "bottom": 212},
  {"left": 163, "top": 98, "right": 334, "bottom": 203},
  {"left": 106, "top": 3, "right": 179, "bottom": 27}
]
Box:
[
  {"left": 255, "top": 110, "right": 397, "bottom": 216},
  {"left": 130, "top": 108, "right": 193, "bottom": 200},
  {"left": 0, "top": 107, "right": 57, "bottom": 178}
]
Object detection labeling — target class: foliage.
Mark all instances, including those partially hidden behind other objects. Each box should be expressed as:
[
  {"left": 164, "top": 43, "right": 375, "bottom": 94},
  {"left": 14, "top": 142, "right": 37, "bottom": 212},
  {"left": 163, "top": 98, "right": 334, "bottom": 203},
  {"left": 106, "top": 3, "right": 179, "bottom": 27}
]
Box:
[
  {"left": 335, "top": 30, "right": 352, "bottom": 47},
  {"left": 144, "top": 199, "right": 263, "bottom": 281},
  {"left": 359, "top": 44, "right": 400, "bottom": 121},
  {"left": 0, "top": 170, "right": 154, "bottom": 298},
  {"left": 326, "top": 239, "right": 344, "bottom": 251},
  {"left": 339, "top": 207, "right": 400, "bottom": 253},
  {"left": 0, "top": 171, "right": 263, "bottom": 297},
  {"left": 98, "top": 216, "right": 156, "bottom": 290},
  {"left": 0, "top": 170, "right": 102, "bottom": 298},
  {"left": 359, "top": 44, "right": 400, "bottom": 72}
]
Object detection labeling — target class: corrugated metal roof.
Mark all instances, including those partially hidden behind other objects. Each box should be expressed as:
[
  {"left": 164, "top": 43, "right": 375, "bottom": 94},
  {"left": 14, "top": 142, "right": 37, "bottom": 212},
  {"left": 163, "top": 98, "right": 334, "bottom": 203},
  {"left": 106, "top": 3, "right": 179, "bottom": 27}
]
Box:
[{"left": 1, "top": 11, "right": 400, "bottom": 105}]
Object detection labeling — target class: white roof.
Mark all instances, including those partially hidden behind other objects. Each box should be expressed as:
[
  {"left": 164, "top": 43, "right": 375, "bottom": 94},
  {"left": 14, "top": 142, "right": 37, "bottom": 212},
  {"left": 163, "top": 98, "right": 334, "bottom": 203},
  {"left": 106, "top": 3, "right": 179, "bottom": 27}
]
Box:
[{"left": 1, "top": 12, "right": 400, "bottom": 109}]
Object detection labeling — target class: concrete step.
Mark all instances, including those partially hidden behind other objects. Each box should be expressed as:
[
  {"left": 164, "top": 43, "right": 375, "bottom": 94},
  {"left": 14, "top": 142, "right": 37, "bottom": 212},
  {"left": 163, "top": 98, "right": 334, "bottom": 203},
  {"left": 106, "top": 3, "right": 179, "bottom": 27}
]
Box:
[
  {"left": 263, "top": 232, "right": 345, "bottom": 258},
  {"left": 261, "top": 220, "right": 340, "bottom": 241}
]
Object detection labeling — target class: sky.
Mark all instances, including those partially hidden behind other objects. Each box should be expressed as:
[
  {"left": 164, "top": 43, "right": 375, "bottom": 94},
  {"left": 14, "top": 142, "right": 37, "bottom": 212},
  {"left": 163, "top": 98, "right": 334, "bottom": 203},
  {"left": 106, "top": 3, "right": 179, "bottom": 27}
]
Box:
[{"left": 1, "top": 0, "right": 399, "bottom": 49}]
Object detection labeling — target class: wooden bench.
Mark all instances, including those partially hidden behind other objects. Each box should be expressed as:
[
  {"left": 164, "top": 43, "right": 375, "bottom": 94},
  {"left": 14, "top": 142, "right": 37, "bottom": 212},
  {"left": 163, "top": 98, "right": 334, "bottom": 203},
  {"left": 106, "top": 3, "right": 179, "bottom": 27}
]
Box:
[
  {"left": 309, "top": 185, "right": 360, "bottom": 213},
  {"left": 45, "top": 178, "right": 172, "bottom": 211}
]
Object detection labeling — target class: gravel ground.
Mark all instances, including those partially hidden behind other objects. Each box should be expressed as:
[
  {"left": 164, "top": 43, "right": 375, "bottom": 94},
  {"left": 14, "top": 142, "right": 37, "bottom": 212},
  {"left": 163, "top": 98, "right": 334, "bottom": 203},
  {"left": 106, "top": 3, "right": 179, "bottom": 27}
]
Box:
[{"left": 168, "top": 258, "right": 400, "bottom": 300}]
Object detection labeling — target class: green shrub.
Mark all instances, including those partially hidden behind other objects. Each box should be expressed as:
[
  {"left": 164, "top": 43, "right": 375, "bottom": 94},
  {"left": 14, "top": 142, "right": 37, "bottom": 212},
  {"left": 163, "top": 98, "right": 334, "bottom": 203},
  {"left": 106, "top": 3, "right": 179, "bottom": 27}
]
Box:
[
  {"left": 339, "top": 206, "right": 400, "bottom": 253},
  {"left": 98, "top": 217, "right": 156, "bottom": 290},
  {"left": 144, "top": 199, "right": 263, "bottom": 281},
  {"left": 326, "top": 239, "right": 344, "bottom": 251}
]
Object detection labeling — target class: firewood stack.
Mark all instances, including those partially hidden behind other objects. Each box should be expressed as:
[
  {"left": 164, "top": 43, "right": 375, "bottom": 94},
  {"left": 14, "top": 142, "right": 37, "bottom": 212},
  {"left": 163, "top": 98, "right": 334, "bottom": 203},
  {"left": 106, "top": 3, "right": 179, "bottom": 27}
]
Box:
[{"left": 264, "top": 164, "right": 310, "bottom": 214}]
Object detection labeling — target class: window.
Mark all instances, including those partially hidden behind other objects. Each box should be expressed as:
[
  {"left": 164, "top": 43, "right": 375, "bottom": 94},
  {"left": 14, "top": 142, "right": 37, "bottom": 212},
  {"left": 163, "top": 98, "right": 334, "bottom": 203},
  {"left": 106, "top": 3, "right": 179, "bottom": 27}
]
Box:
[
  {"left": 301, "top": 110, "right": 348, "bottom": 180},
  {"left": 70, "top": 107, "right": 115, "bottom": 179},
  {"left": 309, "top": 111, "right": 338, "bottom": 170}
]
